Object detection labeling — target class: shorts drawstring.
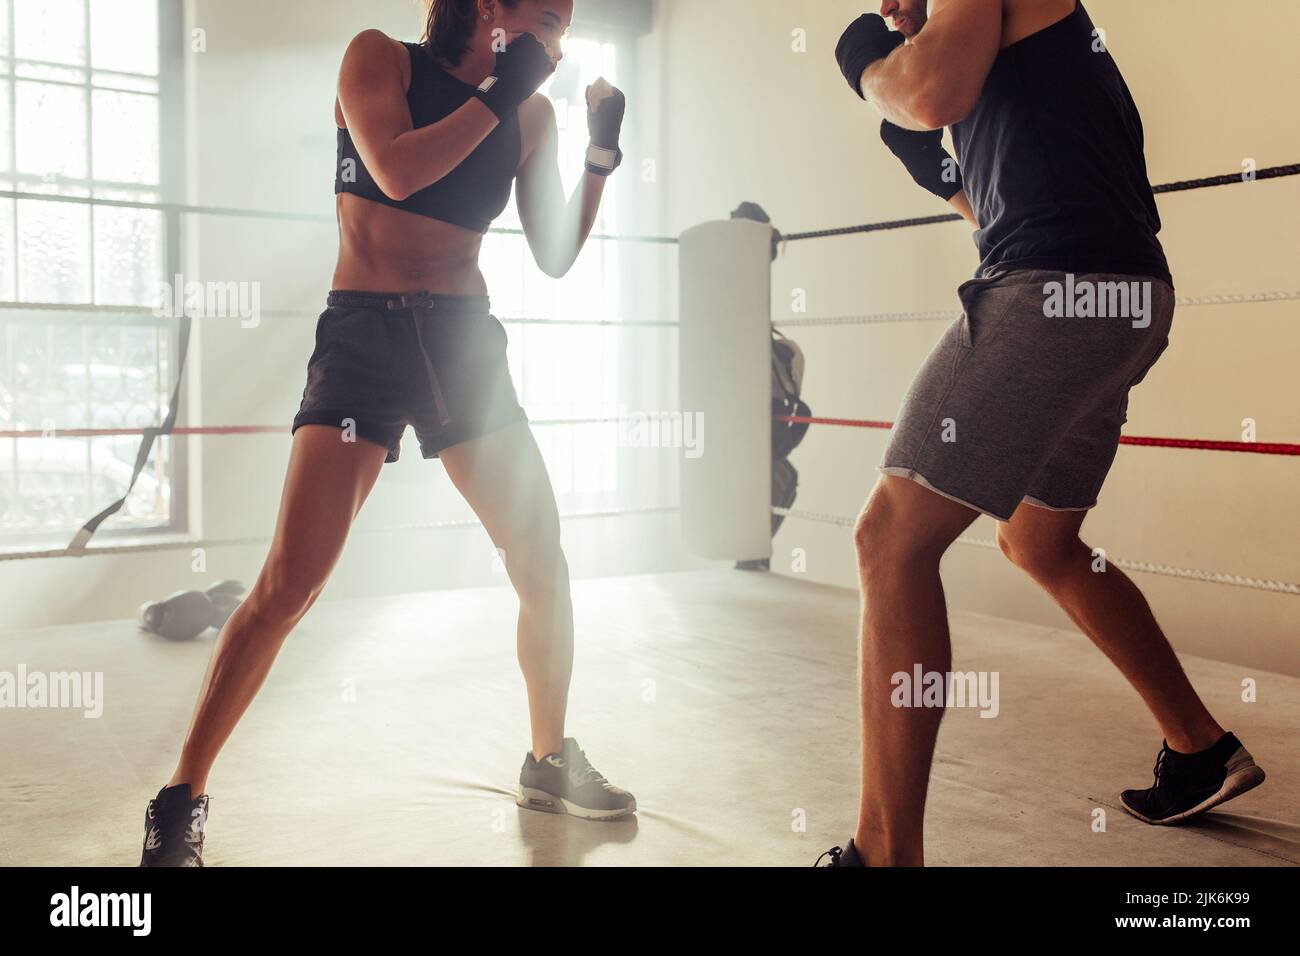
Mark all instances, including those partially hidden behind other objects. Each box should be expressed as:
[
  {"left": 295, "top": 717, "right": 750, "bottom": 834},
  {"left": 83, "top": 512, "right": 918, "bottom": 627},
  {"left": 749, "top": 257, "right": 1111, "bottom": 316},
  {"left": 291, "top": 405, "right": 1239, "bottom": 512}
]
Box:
[{"left": 387, "top": 293, "right": 452, "bottom": 428}]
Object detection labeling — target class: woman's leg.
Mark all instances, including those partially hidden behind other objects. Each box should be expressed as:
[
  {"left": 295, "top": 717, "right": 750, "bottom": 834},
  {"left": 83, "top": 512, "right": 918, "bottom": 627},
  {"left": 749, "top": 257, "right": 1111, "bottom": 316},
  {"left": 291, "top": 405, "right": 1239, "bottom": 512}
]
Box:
[
  {"left": 440, "top": 424, "right": 571, "bottom": 759},
  {"left": 167, "top": 425, "right": 388, "bottom": 794}
]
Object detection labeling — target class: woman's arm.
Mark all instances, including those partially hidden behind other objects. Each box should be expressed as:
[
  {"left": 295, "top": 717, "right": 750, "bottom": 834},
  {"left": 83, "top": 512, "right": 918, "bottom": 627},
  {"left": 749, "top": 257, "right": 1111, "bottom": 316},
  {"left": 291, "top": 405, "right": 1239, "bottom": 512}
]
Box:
[
  {"left": 515, "top": 81, "right": 624, "bottom": 279},
  {"left": 337, "top": 30, "right": 500, "bottom": 202},
  {"left": 338, "top": 29, "right": 554, "bottom": 203}
]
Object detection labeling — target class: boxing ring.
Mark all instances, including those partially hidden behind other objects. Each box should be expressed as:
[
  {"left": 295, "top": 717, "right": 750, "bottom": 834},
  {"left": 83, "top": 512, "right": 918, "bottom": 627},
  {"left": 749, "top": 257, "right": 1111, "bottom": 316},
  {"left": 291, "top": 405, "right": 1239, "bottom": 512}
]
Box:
[{"left": 2, "top": 162, "right": 1299, "bottom": 867}]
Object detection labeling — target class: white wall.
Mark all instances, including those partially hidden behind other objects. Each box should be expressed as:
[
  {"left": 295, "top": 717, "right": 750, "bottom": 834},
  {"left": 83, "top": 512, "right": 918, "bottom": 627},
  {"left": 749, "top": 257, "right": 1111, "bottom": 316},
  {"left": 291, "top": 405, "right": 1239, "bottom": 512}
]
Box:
[{"left": 657, "top": 0, "right": 1300, "bottom": 675}]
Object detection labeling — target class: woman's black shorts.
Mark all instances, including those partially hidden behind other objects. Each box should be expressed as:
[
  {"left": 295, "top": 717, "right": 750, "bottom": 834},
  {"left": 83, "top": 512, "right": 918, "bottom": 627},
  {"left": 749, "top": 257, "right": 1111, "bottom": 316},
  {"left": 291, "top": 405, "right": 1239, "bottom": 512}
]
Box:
[{"left": 292, "top": 290, "right": 527, "bottom": 462}]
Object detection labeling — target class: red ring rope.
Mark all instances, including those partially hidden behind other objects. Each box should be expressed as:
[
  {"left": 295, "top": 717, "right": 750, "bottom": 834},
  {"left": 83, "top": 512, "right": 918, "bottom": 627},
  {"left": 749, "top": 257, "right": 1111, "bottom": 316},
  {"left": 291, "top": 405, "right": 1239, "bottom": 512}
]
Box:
[
  {"left": 776, "top": 416, "right": 1300, "bottom": 457},
  {"left": 4, "top": 420, "right": 1298, "bottom": 457}
]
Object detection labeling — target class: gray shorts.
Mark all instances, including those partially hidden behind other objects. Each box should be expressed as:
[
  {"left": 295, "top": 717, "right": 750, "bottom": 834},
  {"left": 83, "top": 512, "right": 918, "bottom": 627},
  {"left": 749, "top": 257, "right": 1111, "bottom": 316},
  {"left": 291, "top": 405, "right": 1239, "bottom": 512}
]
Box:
[{"left": 881, "top": 270, "right": 1175, "bottom": 521}]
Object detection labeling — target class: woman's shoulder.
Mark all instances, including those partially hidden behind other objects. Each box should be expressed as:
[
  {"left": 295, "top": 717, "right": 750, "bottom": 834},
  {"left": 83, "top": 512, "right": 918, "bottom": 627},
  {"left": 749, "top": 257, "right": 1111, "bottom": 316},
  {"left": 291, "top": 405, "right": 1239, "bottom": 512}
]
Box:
[
  {"left": 513, "top": 94, "right": 554, "bottom": 170},
  {"left": 339, "top": 30, "right": 415, "bottom": 90},
  {"left": 342, "top": 30, "right": 412, "bottom": 67},
  {"left": 517, "top": 93, "right": 556, "bottom": 133}
]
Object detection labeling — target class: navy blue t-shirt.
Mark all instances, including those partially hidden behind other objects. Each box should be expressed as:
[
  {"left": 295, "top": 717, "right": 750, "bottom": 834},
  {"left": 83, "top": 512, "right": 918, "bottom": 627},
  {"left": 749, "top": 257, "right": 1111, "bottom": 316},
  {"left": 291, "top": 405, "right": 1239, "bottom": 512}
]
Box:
[{"left": 950, "top": 2, "right": 1172, "bottom": 285}]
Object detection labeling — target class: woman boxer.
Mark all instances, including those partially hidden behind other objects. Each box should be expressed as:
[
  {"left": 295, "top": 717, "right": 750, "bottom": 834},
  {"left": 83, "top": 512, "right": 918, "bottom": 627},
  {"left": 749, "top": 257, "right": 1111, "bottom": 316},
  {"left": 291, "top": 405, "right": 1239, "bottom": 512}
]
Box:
[{"left": 140, "top": 0, "right": 633, "bottom": 866}]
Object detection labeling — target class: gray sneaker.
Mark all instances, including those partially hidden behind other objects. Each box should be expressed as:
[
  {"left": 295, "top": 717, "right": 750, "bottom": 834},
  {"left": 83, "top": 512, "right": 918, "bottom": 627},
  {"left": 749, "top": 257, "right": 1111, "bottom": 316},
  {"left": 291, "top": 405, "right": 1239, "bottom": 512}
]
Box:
[{"left": 517, "top": 738, "right": 636, "bottom": 820}]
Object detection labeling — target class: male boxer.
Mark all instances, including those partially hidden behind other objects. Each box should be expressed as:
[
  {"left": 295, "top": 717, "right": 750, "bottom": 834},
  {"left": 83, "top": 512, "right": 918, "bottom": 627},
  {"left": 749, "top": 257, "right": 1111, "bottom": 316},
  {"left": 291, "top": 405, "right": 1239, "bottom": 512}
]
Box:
[{"left": 819, "top": 0, "right": 1265, "bottom": 867}]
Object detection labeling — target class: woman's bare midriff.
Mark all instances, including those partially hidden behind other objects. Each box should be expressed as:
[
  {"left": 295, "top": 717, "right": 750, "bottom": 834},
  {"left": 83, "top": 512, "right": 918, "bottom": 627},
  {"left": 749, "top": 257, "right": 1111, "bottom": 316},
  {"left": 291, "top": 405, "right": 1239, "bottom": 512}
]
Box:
[{"left": 332, "top": 192, "right": 490, "bottom": 296}]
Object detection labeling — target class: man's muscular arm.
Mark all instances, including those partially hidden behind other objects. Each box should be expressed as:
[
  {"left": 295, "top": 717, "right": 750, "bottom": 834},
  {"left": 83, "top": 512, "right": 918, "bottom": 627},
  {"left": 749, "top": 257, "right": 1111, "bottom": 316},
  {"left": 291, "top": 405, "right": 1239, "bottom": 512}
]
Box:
[
  {"left": 878, "top": 117, "right": 977, "bottom": 226},
  {"left": 862, "top": 0, "right": 1002, "bottom": 131},
  {"left": 949, "top": 190, "right": 978, "bottom": 227}
]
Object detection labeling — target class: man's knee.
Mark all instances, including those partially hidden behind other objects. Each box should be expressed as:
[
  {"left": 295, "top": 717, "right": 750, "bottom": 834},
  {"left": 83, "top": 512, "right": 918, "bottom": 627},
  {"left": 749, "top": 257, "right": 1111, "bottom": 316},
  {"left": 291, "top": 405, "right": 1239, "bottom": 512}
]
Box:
[
  {"left": 997, "top": 527, "right": 1083, "bottom": 582},
  {"left": 853, "top": 503, "right": 890, "bottom": 569},
  {"left": 854, "top": 494, "right": 937, "bottom": 581}
]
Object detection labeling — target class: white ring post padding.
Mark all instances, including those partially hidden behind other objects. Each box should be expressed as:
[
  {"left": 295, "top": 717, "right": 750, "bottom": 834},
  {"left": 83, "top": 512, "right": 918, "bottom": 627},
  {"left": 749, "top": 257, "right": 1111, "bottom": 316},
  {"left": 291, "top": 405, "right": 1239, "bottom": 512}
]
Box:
[{"left": 678, "top": 220, "right": 774, "bottom": 562}]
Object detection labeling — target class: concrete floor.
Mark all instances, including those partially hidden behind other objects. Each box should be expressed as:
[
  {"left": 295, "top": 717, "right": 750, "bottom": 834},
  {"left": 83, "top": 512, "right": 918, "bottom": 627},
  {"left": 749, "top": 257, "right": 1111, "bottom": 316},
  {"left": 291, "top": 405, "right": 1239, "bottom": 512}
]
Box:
[{"left": 1, "top": 570, "right": 1295, "bottom": 866}]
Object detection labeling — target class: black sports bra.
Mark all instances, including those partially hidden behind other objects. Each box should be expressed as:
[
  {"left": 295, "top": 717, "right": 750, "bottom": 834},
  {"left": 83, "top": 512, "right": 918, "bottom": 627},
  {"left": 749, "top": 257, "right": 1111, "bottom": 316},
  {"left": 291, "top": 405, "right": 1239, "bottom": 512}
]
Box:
[{"left": 335, "top": 41, "right": 521, "bottom": 234}]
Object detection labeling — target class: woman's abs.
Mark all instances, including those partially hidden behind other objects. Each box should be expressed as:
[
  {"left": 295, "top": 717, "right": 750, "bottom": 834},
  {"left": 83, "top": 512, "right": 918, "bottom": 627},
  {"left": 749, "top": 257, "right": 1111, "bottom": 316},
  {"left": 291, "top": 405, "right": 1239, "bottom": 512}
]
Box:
[{"left": 332, "top": 193, "right": 489, "bottom": 296}]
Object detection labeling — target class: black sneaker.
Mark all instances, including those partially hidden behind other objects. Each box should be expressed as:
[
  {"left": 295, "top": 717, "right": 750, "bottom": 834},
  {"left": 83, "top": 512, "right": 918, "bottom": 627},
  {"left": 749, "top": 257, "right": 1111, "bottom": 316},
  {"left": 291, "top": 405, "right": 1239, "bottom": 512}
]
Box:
[
  {"left": 517, "top": 738, "right": 636, "bottom": 820},
  {"left": 1120, "top": 732, "right": 1265, "bottom": 825},
  {"left": 139, "top": 784, "right": 210, "bottom": 867},
  {"left": 815, "top": 838, "right": 867, "bottom": 867}
]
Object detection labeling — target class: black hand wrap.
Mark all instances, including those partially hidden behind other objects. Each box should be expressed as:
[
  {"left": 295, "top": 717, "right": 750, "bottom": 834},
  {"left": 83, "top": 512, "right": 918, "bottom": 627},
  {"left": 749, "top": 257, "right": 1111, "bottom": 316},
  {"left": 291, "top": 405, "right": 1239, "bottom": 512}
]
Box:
[
  {"left": 880, "top": 120, "right": 964, "bottom": 200},
  {"left": 586, "top": 86, "right": 626, "bottom": 176},
  {"left": 835, "top": 14, "right": 904, "bottom": 98},
  {"left": 473, "top": 33, "right": 555, "bottom": 120}
]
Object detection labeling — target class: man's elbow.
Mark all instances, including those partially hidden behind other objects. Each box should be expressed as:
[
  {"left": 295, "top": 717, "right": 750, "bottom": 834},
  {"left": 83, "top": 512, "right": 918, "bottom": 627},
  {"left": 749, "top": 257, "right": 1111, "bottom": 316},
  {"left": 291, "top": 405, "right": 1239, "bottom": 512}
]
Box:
[{"left": 909, "top": 86, "right": 977, "bottom": 130}]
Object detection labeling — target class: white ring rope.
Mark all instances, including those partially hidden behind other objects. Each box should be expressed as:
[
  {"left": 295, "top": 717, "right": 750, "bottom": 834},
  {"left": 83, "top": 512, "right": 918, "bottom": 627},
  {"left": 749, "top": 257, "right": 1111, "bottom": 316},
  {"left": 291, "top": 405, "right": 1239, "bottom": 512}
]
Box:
[
  {"left": 775, "top": 309, "right": 961, "bottom": 328},
  {"left": 0, "top": 301, "right": 679, "bottom": 329},
  {"left": 1172, "top": 289, "right": 1300, "bottom": 307},
  {"left": 772, "top": 290, "right": 1300, "bottom": 328},
  {"left": 0, "top": 507, "right": 679, "bottom": 563},
  {"left": 773, "top": 507, "right": 1300, "bottom": 597}
]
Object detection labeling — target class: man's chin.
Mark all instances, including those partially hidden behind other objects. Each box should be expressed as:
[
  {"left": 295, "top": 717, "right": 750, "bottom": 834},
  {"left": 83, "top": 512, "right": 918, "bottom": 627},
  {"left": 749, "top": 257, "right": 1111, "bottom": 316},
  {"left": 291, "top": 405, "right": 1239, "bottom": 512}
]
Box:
[{"left": 892, "top": 15, "right": 923, "bottom": 38}]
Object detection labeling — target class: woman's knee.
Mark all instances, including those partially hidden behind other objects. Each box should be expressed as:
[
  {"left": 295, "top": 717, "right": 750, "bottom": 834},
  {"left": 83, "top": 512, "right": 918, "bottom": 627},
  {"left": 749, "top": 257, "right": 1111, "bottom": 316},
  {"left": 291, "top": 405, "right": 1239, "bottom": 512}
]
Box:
[
  {"left": 247, "top": 557, "right": 327, "bottom": 625},
  {"left": 505, "top": 535, "right": 569, "bottom": 607}
]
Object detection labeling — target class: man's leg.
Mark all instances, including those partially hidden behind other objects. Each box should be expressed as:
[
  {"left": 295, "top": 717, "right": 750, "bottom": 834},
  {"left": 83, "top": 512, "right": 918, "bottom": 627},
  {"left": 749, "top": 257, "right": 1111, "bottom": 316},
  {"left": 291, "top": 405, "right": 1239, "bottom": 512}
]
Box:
[
  {"left": 996, "top": 503, "right": 1224, "bottom": 753},
  {"left": 854, "top": 475, "right": 980, "bottom": 866}
]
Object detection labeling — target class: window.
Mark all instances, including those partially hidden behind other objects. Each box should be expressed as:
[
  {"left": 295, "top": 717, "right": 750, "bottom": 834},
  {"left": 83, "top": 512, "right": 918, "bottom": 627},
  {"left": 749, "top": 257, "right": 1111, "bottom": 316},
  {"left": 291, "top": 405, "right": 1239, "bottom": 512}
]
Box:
[{"left": 0, "top": 0, "right": 180, "bottom": 549}]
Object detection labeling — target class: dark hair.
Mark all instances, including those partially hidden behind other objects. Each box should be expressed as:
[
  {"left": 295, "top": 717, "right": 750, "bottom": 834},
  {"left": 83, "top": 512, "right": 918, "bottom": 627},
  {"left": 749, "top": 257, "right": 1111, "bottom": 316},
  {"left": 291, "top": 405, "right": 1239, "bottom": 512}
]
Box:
[{"left": 423, "top": 0, "right": 522, "bottom": 67}]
